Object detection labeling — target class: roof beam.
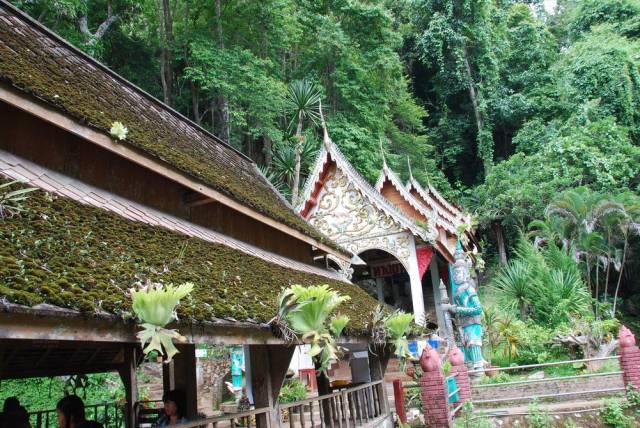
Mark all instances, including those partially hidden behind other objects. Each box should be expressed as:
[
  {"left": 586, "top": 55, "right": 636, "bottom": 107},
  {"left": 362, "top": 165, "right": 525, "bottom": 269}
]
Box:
[
  {"left": 0, "top": 306, "right": 368, "bottom": 346},
  {"left": 184, "top": 191, "right": 216, "bottom": 208}
]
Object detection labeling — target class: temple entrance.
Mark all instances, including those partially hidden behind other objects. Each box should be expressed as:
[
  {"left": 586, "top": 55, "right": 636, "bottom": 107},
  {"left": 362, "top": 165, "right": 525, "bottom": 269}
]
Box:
[{"left": 352, "top": 249, "right": 414, "bottom": 313}]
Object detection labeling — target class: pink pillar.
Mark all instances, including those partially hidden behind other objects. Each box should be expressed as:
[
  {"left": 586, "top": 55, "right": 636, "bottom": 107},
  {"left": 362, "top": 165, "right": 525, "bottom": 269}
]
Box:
[
  {"left": 619, "top": 325, "right": 640, "bottom": 389},
  {"left": 447, "top": 346, "right": 471, "bottom": 405},
  {"left": 420, "top": 345, "right": 451, "bottom": 428}
]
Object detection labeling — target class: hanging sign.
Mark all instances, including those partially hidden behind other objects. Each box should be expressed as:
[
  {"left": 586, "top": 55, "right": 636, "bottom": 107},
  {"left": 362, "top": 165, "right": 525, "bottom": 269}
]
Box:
[{"left": 371, "top": 262, "right": 404, "bottom": 278}]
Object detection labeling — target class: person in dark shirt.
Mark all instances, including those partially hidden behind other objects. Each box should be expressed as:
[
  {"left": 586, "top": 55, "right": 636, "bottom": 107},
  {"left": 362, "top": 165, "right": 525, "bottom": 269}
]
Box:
[
  {"left": 1, "top": 396, "right": 31, "bottom": 428},
  {"left": 56, "top": 395, "right": 103, "bottom": 428}
]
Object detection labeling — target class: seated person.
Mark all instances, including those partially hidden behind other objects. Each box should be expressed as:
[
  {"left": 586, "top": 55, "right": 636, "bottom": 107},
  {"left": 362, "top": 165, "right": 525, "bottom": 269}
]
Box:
[
  {"left": 56, "top": 395, "right": 103, "bottom": 428},
  {"left": 1, "top": 396, "right": 31, "bottom": 428},
  {"left": 153, "top": 390, "right": 188, "bottom": 427}
]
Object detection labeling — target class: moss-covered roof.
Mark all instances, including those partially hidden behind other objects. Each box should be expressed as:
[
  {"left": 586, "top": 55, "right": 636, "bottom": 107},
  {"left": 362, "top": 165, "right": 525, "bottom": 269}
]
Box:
[
  {"left": 0, "top": 180, "right": 379, "bottom": 332},
  {"left": 0, "top": 3, "right": 338, "bottom": 251}
]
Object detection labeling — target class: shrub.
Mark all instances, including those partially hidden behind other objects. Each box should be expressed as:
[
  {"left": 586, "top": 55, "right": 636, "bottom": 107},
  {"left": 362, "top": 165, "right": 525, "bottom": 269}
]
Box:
[
  {"left": 278, "top": 378, "right": 308, "bottom": 404},
  {"left": 602, "top": 398, "right": 634, "bottom": 428},
  {"left": 525, "top": 402, "right": 553, "bottom": 428}
]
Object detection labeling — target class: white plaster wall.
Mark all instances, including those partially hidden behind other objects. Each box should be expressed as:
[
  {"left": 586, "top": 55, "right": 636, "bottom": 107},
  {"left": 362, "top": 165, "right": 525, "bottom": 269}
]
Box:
[{"left": 288, "top": 344, "right": 314, "bottom": 373}]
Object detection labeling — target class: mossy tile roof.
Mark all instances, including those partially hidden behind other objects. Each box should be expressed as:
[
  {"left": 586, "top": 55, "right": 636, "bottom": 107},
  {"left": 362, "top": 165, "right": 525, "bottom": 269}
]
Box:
[
  {"left": 0, "top": 2, "right": 337, "bottom": 250},
  {"left": 0, "top": 175, "right": 379, "bottom": 332}
]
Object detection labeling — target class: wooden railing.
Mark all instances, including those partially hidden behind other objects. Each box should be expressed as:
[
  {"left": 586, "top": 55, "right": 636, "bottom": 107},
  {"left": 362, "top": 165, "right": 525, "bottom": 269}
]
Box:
[
  {"left": 160, "top": 407, "right": 272, "bottom": 428},
  {"left": 29, "top": 402, "right": 125, "bottom": 428},
  {"left": 28, "top": 381, "right": 389, "bottom": 428},
  {"left": 279, "top": 380, "right": 388, "bottom": 428}
]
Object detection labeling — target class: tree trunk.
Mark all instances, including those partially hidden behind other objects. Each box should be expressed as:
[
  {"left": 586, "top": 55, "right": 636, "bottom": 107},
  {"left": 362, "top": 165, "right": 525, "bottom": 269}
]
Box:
[
  {"left": 78, "top": 1, "right": 117, "bottom": 47},
  {"left": 462, "top": 47, "right": 492, "bottom": 176},
  {"left": 613, "top": 236, "right": 628, "bottom": 315},
  {"left": 191, "top": 81, "right": 200, "bottom": 125},
  {"left": 263, "top": 134, "right": 273, "bottom": 166},
  {"left": 215, "top": 0, "right": 230, "bottom": 143},
  {"left": 291, "top": 116, "right": 303, "bottom": 206},
  {"left": 595, "top": 261, "right": 600, "bottom": 319},
  {"left": 586, "top": 257, "right": 592, "bottom": 297},
  {"left": 492, "top": 222, "right": 507, "bottom": 265},
  {"left": 604, "top": 233, "right": 612, "bottom": 302},
  {"left": 158, "top": 0, "right": 174, "bottom": 106}
]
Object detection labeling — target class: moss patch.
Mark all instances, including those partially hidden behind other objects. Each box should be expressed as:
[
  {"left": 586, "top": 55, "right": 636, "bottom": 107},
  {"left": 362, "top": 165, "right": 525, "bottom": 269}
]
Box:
[
  {"left": 0, "top": 181, "right": 378, "bottom": 332},
  {"left": 0, "top": 8, "right": 338, "bottom": 250}
]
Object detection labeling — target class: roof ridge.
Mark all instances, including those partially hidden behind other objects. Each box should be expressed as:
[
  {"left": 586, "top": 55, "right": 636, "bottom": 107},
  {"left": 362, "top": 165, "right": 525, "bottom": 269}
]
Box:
[{"left": 375, "top": 166, "right": 448, "bottom": 235}]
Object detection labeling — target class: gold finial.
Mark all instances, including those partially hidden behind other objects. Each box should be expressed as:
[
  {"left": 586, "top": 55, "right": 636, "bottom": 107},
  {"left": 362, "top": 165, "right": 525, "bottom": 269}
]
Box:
[
  {"left": 379, "top": 137, "right": 387, "bottom": 168},
  {"left": 319, "top": 100, "right": 330, "bottom": 147}
]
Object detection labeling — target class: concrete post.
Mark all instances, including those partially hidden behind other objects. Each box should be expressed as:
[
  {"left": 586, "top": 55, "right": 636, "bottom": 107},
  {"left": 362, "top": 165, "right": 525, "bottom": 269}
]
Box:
[
  {"left": 408, "top": 238, "right": 426, "bottom": 324},
  {"left": 447, "top": 346, "right": 471, "bottom": 405},
  {"left": 619, "top": 326, "right": 640, "bottom": 389},
  {"left": 419, "top": 345, "right": 451, "bottom": 428},
  {"left": 429, "top": 256, "right": 445, "bottom": 331}
]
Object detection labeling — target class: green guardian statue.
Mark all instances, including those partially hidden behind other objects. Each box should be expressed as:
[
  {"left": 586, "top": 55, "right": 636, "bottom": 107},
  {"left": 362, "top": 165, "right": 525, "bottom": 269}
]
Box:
[{"left": 442, "top": 241, "right": 484, "bottom": 376}]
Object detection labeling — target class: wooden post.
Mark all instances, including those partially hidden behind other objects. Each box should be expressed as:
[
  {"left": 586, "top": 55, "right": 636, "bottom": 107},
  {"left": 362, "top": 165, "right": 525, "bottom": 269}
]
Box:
[
  {"left": 162, "top": 359, "right": 175, "bottom": 392},
  {"left": 393, "top": 379, "right": 407, "bottom": 424},
  {"left": 248, "top": 344, "right": 295, "bottom": 428},
  {"left": 316, "top": 370, "right": 333, "bottom": 424},
  {"left": 368, "top": 346, "right": 391, "bottom": 417},
  {"left": 118, "top": 345, "right": 138, "bottom": 428},
  {"left": 172, "top": 344, "right": 198, "bottom": 419}
]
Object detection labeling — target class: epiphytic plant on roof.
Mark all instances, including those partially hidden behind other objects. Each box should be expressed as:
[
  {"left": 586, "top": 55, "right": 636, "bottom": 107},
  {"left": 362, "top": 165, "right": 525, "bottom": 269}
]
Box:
[
  {"left": 272, "top": 284, "right": 350, "bottom": 374},
  {"left": 130, "top": 281, "right": 194, "bottom": 362},
  {"left": 110, "top": 121, "right": 128, "bottom": 140},
  {"left": 384, "top": 311, "right": 415, "bottom": 366},
  {"left": 0, "top": 180, "right": 37, "bottom": 219}
]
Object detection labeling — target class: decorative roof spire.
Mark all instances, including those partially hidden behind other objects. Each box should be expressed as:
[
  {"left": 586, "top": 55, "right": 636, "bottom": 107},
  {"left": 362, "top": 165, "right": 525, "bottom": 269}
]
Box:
[
  {"left": 379, "top": 137, "right": 387, "bottom": 169},
  {"left": 407, "top": 156, "right": 414, "bottom": 181},
  {"left": 318, "top": 100, "right": 331, "bottom": 148}
]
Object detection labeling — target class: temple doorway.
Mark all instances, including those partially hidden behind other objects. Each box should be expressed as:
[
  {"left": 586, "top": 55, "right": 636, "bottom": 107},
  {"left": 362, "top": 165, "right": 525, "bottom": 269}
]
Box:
[{"left": 352, "top": 249, "right": 413, "bottom": 313}]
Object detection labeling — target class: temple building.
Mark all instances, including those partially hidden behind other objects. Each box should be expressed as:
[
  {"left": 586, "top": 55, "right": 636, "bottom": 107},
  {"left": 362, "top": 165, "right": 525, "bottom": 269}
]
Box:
[{"left": 298, "top": 127, "right": 477, "bottom": 331}]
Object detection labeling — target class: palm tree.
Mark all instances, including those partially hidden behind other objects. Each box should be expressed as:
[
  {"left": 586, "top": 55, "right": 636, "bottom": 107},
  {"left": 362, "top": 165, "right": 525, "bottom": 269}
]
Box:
[
  {"left": 490, "top": 259, "right": 532, "bottom": 320},
  {"left": 284, "top": 80, "right": 322, "bottom": 205},
  {"left": 612, "top": 193, "right": 640, "bottom": 315},
  {"left": 545, "top": 189, "right": 626, "bottom": 302}
]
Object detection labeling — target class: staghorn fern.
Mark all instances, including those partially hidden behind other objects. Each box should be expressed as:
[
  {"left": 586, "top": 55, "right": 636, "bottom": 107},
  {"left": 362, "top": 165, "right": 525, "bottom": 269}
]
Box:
[
  {"left": 384, "top": 311, "right": 415, "bottom": 365},
  {"left": 130, "top": 281, "right": 194, "bottom": 362},
  {"left": 273, "top": 285, "right": 350, "bottom": 374}
]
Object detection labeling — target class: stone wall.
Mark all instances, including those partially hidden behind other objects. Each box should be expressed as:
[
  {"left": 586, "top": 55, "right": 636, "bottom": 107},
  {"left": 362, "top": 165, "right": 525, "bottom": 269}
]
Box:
[
  {"left": 472, "top": 373, "right": 624, "bottom": 405},
  {"left": 139, "top": 357, "right": 231, "bottom": 416}
]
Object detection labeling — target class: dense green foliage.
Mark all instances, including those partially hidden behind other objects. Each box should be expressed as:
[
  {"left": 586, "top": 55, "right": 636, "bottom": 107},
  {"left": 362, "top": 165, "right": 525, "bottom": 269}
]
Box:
[{"left": 0, "top": 373, "right": 124, "bottom": 413}]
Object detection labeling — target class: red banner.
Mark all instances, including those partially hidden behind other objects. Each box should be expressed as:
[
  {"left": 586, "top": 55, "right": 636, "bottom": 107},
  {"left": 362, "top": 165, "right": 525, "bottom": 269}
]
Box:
[{"left": 416, "top": 246, "right": 434, "bottom": 279}]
